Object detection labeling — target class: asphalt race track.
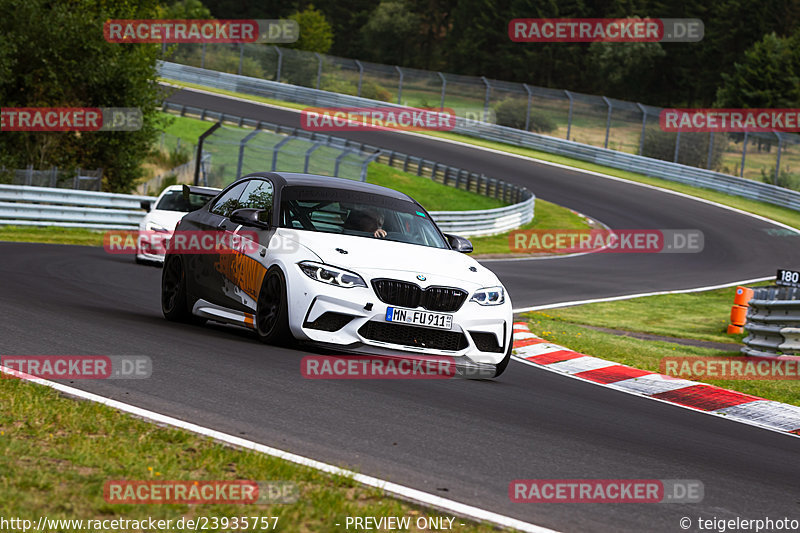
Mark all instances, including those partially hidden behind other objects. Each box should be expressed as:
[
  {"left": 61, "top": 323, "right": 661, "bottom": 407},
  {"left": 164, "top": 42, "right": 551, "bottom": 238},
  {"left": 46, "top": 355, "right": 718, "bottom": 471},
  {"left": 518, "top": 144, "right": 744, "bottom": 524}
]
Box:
[{"left": 2, "top": 88, "right": 799, "bottom": 532}]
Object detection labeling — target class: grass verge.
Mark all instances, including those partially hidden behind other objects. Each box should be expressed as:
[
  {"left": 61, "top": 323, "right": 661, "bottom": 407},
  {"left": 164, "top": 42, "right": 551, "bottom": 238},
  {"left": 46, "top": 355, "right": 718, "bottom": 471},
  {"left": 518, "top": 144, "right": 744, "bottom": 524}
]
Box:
[
  {"left": 520, "top": 281, "right": 800, "bottom": 407},
  {"left": 0, "top": 226, "right": 105, "bottom": 246},
  {"left": 160, "top": 79, "right": 800, "bottom": 231},
  {"left": 0, "top": 376, "right": 502, "bottom": 531}
]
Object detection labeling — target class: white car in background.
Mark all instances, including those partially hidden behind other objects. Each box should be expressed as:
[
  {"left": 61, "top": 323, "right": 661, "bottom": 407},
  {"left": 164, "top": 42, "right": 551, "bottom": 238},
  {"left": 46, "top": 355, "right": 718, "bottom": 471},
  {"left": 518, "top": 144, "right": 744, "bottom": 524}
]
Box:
[{"left": 136, "top": 184, "right": 219, "bottom": 264}]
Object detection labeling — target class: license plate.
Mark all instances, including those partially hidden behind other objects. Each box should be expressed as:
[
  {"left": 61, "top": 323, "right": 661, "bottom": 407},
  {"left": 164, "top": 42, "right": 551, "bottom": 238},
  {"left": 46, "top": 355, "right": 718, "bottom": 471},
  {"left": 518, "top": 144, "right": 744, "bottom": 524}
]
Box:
[{"left": 385, "top": 307, "right": 453, "bottom": 330}]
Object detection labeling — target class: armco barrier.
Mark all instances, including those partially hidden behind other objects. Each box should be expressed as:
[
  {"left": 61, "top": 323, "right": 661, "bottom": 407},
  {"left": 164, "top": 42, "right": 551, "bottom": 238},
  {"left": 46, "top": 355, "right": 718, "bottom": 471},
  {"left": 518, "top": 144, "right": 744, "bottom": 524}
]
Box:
[
  {"left": 0, "top": 183, "right": 533, "bottom": 238},
  {"left": 0, "top": 185, "right": 154, "bottom": 230},
  {"left": 742, "top": 286, "right": 800, "bottom": 358},
  {"left": 158, "top": 61, "right": 800, "bottom": 212}
]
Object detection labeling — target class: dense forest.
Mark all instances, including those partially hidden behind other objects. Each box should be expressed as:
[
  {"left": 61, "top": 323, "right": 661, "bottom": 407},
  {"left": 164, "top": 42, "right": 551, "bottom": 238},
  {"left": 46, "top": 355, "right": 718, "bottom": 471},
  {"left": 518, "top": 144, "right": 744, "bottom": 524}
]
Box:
[{"left": 203, "top": 0, "right": 800, "bottom": 107}]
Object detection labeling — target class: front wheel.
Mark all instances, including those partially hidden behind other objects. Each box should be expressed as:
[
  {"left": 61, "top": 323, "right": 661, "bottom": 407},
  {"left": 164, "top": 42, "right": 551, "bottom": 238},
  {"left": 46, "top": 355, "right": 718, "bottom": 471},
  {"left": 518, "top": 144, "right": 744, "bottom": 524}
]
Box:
[
  {"left": 162, "top": 255, "right": 191, "bottom": 321},
  {"left": 255, "top": 267, "right": 292, "bottom": 345}
]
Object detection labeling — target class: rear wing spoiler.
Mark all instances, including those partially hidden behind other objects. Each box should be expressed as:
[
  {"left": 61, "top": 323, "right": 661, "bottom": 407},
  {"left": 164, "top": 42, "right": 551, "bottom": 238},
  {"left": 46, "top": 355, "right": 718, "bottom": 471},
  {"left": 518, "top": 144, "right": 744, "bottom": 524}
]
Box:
[{"left": 182, "top": 184, "right": 221, "bottom": 202}]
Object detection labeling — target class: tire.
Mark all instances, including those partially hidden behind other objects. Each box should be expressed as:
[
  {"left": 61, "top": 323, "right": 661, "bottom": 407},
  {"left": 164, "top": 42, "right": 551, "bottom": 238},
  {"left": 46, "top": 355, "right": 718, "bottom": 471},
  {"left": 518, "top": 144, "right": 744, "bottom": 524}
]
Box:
[
  {"left": 161, "top": 255, "right": 193, "bottom": 322},
  {"left": 255, "top": 266, "right": 292, "bottom": 345},
  {"left": 492, "top": 336, "right": 513, "bottom": 378}
]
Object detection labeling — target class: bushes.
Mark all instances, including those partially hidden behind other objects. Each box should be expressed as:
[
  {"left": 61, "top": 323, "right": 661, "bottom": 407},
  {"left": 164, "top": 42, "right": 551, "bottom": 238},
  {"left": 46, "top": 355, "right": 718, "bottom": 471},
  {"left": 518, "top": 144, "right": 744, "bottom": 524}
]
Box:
[
  {"left": 642, "top": 129, "right": 727, "bottom": 170},
  {"left": 493, "top": 98, "right": 557, "bottom": 133}
]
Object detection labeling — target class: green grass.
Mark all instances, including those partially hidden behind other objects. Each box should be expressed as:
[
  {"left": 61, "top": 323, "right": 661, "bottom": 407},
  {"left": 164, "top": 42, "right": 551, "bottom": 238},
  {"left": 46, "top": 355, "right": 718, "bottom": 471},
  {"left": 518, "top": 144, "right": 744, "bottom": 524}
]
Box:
[
  {"left": 469, "top": 200, "right": 592, "bottom": 255},
  {"left": 0, "top": 376, "right": 503, "bottom": 531},
  {"left": 161, "top": 79, "right": 800, "bottom": 231},
  {"left": 365, "top": 163, "right": 504, "bottom": 211},
  {"left": 0, "top": 226, "right": 105, "bottom": 246},
  {"left": 521, "top": 281, "right": 800, "bottom": 407}
]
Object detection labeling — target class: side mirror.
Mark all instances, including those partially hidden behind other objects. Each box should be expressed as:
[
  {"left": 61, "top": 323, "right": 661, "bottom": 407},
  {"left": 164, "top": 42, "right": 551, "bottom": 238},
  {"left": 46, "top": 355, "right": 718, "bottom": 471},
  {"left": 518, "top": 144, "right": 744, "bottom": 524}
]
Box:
[
  {"left": 230, "top": 208, "right": 271, "bottom": 229},
  {"left": 445, "top": 233, "right": 473, "bottom": 254},
  {"left": 140, "top": 199, "right": 152, "bottom": 212}
]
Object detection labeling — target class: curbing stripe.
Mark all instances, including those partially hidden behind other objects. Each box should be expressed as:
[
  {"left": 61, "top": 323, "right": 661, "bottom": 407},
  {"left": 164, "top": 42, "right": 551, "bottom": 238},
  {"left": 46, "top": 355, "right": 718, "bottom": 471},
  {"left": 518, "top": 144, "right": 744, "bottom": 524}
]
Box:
[
  {"left": 715, "top": 401, "right": 800, "bottom": 433},
  {"left": 651, "top": 385, "right": 761, "bottom": 412},
  {"left": 524, "top": 350, "right": 584, "bottom": 365},
  {"left": 545, "top": 356, "right": 618, "bottom": 375},
  {"left": 512, "top": 322, "right": 800, "bottom": 438},
  {"left": 0, "top": 364, "right": 558, "bottom": 533},
  {"left": 573, "top": 365, "right": 653, "bottom": 384}
]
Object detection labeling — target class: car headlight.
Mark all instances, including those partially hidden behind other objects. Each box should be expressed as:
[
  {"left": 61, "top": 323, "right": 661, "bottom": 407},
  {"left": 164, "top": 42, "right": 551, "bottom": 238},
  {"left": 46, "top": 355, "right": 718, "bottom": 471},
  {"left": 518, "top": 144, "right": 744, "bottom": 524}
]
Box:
[
  {"left": 146, "top": 221, "right": 169, "bottom": 232},
  {"left": 470, "top": 286, "right": 505, "bottom": 305},
  {"left": 298, "top": 261, "right": 367, "bottom": 288}
]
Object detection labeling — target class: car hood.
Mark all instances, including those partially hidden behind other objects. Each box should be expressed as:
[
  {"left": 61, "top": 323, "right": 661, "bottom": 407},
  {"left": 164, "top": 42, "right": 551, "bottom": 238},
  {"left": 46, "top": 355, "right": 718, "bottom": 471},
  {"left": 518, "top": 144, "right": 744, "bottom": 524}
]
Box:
[
  {"left": 278, "top": 229, "right": 500, "bottom": 287},
  {"left": 141, "top": 210, "right": 187, "bottom": 231}
]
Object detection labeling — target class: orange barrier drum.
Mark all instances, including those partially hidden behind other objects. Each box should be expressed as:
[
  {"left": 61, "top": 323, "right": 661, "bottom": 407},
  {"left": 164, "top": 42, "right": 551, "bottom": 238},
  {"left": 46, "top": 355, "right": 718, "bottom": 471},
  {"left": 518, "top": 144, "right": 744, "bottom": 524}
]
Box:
[
  {"left": 730, "top": 304, "right": 748, "bottom": 326},
  {"left": 733, "top": 286, "right": 754, "bottom": 307}
]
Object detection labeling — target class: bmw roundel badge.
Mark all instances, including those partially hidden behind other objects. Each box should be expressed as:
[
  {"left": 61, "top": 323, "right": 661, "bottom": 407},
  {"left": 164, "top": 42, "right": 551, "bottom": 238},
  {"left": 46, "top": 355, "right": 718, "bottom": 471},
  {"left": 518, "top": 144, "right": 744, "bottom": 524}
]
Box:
[{"left": 416, "top": 274, "right": 426, "bottom": 281}]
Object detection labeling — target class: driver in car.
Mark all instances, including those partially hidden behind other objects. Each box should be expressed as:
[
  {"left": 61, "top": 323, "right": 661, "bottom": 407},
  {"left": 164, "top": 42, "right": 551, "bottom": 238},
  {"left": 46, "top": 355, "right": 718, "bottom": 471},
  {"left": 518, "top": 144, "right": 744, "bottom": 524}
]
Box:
[{"left": 347, "top": 208, "right": 387, "bottom": 238}]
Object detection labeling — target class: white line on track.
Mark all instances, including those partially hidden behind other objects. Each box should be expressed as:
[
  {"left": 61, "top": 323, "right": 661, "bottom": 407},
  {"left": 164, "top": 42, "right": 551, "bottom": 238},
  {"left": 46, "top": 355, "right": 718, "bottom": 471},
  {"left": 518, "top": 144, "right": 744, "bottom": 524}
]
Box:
[
  {"left": 0, "top": 364, "right": 558, "bottom": 533},
  {"left": 512, "top": 276, "right": 774, "bottom": 313}
]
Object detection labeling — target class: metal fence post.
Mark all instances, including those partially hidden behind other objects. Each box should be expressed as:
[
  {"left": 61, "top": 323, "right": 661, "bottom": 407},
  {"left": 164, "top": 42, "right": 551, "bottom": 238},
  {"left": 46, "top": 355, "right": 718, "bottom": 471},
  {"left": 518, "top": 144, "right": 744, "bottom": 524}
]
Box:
[
  {"left": 237, "top": 129, "right": 261, "bottom": 179},
  {"left": 274, "top": 46, "right": 283, "bottom": 82},
  {"left": 74, "top": 168, "right": 81, "bottom": 189},
  {"left": 602, "top": 96, "right": 612, "bottom": 149},
  {"left": 304, "top": 142, "right": 324, "bottom": 173},
  {"left": 26, "top": 164, "right": 32, "bottom": 186},
  {"left": 481, "top": 77, "right": 490, "bottom": 123},
  {"left": 774, "top": 131, "right": 783, "bottom": 184},
  {"left": 707, "top": 132, "right": 715, "bottom": 170},
  {"left": 636, "top": 103, "right": 647, "bottom": 156},
  {"left": 564, "top": 90, "right": 574, "bottom": 140},
  {"left": 673, "top": 131, "right": 681, "bottom": 163},
  {"left": 334, "top": 149, "right": 352, "bottom": 177},
  {"left": 201, "top": 43, "right": 206, "bottom": 69},
  {"left": 360, "top": 151, "right": 381, "bottom": 182},
  {"left": 238, "top": 44, "right": 244, "bottom": 75},
  {"left": 396, "top": 66, "right": 403, "bottom": 104},
  {"left": 194, "top": 122, "right": 222, "bottom": 185},
  {"left": 740, "top": 131, "right": 749, "bottom": 177},
  {"left": 438, "top": 72, "right": 446, "bottom": 110},
  {"left": 49, "top": 166, "right": 57, "bottom": 187},
  {"left": 523, "top": 84, "right": 533, "bottom": 132},
  {"left": 271, "top": 136, "right": 293, "bottom": 171},
  {"left": 315, "top": 52, "right": 323, "bottom": 90},
  {"left": 355, "top": 60, "right": 364, "bottom": 97}
]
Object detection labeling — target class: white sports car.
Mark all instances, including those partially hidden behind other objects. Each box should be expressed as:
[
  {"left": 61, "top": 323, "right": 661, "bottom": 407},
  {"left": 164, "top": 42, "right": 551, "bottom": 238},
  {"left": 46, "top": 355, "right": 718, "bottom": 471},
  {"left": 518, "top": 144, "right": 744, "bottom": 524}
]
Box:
[
  {"left": 161, "top": 173, "right": 513, "bottom": 377},
  {"left": 137, "top": 184, "right": 219, "bottom": 264}
]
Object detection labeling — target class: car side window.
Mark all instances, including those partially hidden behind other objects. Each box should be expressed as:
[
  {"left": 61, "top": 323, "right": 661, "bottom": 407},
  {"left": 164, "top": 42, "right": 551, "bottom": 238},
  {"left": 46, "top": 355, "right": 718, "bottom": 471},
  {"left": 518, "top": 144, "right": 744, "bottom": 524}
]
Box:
[
  {"left": 210, "top": 182, "right": 248, "bottom": 218},
  {"left": 239, "top": 179, "right": 274, "bottom": 210}
]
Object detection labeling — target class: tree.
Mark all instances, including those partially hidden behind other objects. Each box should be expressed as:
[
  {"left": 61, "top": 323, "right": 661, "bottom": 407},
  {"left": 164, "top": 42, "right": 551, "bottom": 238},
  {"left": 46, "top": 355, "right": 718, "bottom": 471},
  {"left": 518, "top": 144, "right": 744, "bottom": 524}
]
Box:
[
  {"left": 0, "top": 0, "right": 166, "bottom": 193},
  {"left": 360, "top": 1, "right": 422, "bottom": 65},
  {"left": 288, "top": 5, "right": 334, "bottom": 54},
  {"left": 586, "top": 41, "right": 665, "bottom": 100},
  {"left": 160, "top": 0, "right": 212, "bottom": 18},
  {"left": 715, "top": 32, "right": 800, "bottom": 108}
]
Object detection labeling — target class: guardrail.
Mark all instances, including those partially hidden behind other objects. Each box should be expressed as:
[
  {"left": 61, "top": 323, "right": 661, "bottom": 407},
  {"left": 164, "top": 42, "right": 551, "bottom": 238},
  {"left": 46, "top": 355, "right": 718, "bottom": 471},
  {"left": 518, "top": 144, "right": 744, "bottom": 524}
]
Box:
[
  {"left": 0, "top": 184, "right": 154, "bottom": 230},
  {"left": 0, "top": 183, "right": 533, "bottom": 238},
  {"left": 742, "top": 286, "right": 800, "bottom": 358},
  {"left": 159, "top": 61, "right": 800, "bottom": 212}
]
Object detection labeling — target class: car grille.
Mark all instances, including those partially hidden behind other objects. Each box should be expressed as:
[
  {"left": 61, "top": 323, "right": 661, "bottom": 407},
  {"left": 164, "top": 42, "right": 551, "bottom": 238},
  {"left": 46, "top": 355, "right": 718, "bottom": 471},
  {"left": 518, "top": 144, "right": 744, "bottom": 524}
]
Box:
[
  {"left": 359, "top": 321, "right": 468, "bottom": 351},
  {"left": 469, "top": 331, "right": 504, "bottom": 353},
  {"left": 372, "top": 279, "right": 467, "bottom": 312}
]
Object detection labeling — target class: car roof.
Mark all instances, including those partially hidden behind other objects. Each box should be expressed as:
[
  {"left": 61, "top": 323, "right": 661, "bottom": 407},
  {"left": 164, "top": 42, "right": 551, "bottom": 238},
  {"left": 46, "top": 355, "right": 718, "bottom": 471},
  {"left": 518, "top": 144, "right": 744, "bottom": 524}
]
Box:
[{"left": 242, "top": 172, "right": 416, "bottom": 203}]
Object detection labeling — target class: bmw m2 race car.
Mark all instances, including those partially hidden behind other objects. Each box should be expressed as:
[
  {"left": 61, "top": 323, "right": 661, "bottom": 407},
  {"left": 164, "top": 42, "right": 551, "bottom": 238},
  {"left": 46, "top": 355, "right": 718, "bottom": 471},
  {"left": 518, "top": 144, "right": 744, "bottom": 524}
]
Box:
[{"left": 161, "top": 172, "right": 513, "bottom": 377}]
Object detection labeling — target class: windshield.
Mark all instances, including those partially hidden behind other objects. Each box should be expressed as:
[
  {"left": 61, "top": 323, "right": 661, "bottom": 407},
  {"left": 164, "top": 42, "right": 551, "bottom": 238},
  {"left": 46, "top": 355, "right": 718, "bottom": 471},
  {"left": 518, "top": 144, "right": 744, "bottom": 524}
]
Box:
[
  {"left": 279, "top": 186, "right": 448, "bottom": 249},
  {"left": 156, "top": 190, "right": 209, "bottom": 213}
]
